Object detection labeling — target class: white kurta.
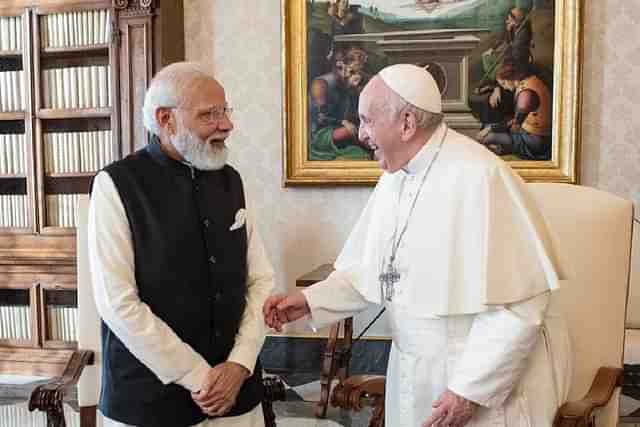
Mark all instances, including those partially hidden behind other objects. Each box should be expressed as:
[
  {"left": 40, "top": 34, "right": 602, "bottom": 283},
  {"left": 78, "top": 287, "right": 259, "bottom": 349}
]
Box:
[
  {"left": 89, "top": 171, "right": 274, "bottom": 426},
  {"left": 303, "top": 124, "right": 572, "bottom": 426},
  {"left": 103, "top": 406, "right": 265, "bottom": 427}
]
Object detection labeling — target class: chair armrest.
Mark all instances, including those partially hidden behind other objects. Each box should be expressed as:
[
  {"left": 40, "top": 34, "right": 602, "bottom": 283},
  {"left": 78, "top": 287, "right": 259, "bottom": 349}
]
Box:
[
  {"left": 331, "top": 375, "right": 385, "bottom": 410},
  {"left": 331, "top": 375, "right": 386, "bottom": 427},
  {"left": 553, "top": 366, "right": 623, "bottom": 427},
  {"left": 28, "top": 350, "right": 95, "bottom": 427}
]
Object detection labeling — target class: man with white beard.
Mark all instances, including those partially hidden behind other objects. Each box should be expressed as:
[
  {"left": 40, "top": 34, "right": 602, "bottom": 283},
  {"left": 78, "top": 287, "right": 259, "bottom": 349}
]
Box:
[{"left": 88, "top": 62, "right": 274, "bottom": 427}]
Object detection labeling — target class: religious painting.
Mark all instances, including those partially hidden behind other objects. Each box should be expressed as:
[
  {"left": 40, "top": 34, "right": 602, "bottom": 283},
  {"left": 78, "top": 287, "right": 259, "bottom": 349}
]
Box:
[{"left": 282, "top": 0, "right": 582, "bottom": 185}]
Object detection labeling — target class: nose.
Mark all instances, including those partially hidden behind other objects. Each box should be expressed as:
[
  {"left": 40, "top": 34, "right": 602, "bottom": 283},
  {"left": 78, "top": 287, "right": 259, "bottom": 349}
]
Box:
[
  {"left": 218, "top": 114, "right": 234, "bottom": 132},
  {"left": 358, "top": 124, "right": 367, "bottom": 142}
]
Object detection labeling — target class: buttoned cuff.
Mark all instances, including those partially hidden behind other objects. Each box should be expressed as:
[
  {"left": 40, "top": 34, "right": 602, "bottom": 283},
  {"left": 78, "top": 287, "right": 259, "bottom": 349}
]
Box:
[
  {"left": 227, "top": 344, "right": 259, "bottom": 375},
  {"left": 175, "top": 358, "right": 210, "bottom": 393}
]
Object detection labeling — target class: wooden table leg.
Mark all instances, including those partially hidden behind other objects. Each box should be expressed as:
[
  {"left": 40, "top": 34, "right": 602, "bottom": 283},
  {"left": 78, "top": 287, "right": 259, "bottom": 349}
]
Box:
[
  {"left": 262, "top": 376, "right": 285, "bottom": 427},
  {"left": 315, "top": 317, "right": 354, "bottom": 418}
]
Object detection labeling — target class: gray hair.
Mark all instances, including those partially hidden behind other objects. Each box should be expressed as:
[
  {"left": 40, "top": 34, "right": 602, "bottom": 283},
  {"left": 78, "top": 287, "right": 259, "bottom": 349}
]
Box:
[
  {"left": 143, "top": 62, "right": 214, "bottom": 136},
  {"left": 380, "top": 84, "right": 444, "bottom": 132}
]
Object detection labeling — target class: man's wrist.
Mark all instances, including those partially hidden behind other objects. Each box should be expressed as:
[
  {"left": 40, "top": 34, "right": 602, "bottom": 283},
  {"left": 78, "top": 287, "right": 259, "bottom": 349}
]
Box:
[{"left": 228, "top": 361, "right": 250, "bottom": 379}]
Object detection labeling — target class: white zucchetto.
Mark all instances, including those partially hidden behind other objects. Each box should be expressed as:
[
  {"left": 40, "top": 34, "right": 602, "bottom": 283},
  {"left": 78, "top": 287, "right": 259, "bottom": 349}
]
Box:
[{"left": 379, "top": 63, "right": 442, "bottom": 114}]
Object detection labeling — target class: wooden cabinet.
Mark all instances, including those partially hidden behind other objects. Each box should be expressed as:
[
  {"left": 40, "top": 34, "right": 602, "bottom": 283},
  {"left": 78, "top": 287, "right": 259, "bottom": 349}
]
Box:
[{"left": 0, "top": 0, "right": 184, "bottom": 375}]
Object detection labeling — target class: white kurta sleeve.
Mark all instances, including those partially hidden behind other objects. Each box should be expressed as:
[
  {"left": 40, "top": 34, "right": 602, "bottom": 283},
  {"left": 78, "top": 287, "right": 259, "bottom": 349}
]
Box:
[
  {"left": 226, "top": 191, "right": 275, "bottom": 374},
  {"left": 447, "top": 291, "right": 550, "bottom": 408},
  {"left": 302, "top": 269, "right": 370, "bottom": 330},
  {"left": 89, "top": 171, "right": 210, "bottom": 392}
]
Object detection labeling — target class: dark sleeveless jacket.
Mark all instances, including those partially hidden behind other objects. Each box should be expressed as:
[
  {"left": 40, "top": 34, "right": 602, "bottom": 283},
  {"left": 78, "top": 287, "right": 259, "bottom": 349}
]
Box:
[{"left": 97, "top": 142, "right": 263, "bottom": 427}]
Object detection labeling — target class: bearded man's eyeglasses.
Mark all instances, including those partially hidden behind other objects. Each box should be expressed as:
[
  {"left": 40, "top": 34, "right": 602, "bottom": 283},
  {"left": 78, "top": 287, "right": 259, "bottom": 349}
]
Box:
[{"left": 170, "top": 105, "right": 234, "bottom": 124}]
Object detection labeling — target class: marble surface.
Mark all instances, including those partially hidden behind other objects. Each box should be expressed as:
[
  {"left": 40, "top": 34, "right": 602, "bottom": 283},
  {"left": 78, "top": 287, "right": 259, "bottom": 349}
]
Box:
[{"left": 260, "top": 337, "right": 390, "bottom": 376}]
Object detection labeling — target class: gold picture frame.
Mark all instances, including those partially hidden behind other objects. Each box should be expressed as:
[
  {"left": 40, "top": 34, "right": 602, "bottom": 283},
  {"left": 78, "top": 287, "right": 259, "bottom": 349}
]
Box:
[{"left": 283, "top": 0, "right": 583, "bottom": 185}]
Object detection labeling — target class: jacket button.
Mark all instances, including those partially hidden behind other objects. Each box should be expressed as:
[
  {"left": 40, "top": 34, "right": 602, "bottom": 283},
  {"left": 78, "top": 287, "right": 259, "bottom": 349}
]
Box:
[
  {"left": 214, "top": 330, "right": 221, "bottom": 339},
  {"left": 209, "top": 255, "right": 216, "bottom": 264},
  {"left": 203, "top": 219, "right": 210, "bottom": 228},
  {"left": 213, "top": 291, "right": 222, "bottom": 302}
]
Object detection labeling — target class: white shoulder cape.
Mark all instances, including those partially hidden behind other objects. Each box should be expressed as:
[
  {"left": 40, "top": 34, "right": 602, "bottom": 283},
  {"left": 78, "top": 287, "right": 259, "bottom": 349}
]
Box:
[{"left": 335, "top": 126, "right": 564, "bottom": 317}]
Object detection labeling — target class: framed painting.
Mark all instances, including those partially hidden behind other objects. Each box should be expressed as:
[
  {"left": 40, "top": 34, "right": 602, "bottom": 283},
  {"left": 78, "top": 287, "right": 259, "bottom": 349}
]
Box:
[{"left": 282, "top": 0, "right": 583, "bottom": 185}]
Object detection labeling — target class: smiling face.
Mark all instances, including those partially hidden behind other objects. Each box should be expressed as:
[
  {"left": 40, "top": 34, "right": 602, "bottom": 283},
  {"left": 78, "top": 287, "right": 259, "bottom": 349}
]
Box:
[
  {"left": 177, "top": 78, "right": 234, "bottom": 144},
  {"left": 163, "top": 78, "right": 235, "bottom": 170},
  {"left": 357, "top": 77, "right": 408, "bottom": 172}
]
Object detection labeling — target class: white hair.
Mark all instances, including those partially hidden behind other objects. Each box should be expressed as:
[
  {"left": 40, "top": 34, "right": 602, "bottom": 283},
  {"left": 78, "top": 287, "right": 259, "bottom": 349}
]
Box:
[{"left": 143, "top": 62, "right": 214, "bottom": 136}]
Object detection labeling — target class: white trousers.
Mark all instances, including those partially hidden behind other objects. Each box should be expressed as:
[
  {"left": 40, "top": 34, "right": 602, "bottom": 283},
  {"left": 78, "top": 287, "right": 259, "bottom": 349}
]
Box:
[{"left": 102, "top": 405, "right": 265, "bottom": 427}]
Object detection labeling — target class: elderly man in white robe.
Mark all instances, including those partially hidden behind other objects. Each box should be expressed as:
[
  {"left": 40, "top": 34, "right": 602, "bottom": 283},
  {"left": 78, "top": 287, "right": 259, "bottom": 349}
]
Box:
[{"left": 263, "top": 64, "right": 572, "bottom": 427}]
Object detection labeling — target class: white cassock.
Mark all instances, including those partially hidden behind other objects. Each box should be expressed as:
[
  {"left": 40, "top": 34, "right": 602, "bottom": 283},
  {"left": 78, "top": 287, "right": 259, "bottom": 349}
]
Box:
[{"left": 303, "top": 123, "right": 572, "bottom": 426}]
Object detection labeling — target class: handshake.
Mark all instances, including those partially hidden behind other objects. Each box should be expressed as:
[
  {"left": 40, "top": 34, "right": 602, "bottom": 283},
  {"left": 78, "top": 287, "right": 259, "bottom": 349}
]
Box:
[{"left": 262, "top": 290, "right": 311, "bottom": 332}]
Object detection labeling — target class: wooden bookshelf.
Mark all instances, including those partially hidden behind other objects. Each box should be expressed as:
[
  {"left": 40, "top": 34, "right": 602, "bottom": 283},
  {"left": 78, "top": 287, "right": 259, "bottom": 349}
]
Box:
[
  {"left": 0, "top": 112, "right": 26, "bottom": 120},
  {"left": 37, "top": 107, "right": 111, "bottom": 119},
  {"left": 0, "top": 51, "right": 22, "bottom": 58},
  {"left": 0, "top": 176, "right": 27, "bottom": 192},
  {"left": 0, "top": 0, "right": 185, "bottom": 374},
  {"left": 41, "top": 44, "right": 109, "bottom": 56},
  {"left": 45, "top": 171, "right": 94, "bottom": 178},
  {"left": 39, "top": 284, "right": 77, "bottom": 349}
]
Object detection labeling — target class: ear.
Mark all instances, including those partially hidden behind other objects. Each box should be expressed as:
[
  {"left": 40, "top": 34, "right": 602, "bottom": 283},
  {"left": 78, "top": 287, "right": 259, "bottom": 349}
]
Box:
[
  {"left": 400, "top": 110, "right": 418, "bottom": 142},
  {"left": 155, "top": 107, "right": 176, "bottom": 135}
]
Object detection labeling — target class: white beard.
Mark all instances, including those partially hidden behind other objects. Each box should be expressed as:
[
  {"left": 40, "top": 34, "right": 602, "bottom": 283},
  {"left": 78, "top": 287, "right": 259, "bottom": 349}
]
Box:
[{"left": 171, "top": 128, "right": 229, "bottom": 171}]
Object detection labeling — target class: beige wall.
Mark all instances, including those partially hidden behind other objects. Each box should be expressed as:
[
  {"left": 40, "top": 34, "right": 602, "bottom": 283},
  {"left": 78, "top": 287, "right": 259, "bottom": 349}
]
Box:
[
  {"left": 184, "top": 0, "right": 640, "bottom": 335},
  {"left": 580, "top": 2, "right": 640, "bottom": 328}
]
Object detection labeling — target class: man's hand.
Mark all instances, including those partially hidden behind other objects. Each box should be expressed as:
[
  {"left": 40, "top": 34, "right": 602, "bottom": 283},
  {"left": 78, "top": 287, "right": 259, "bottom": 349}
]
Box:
[
  {"left": 191, "top": 362, "right": 249, "bottom": 417},
  {"left": 263, "top": 291, "right": 310, "bottom": 332},
  {"left": 341, "top": 120, "right": 357, "bottom": 137},
  {"left": 476, "top": 126, "right": 491, "bottom": 142},
  {"left": 507, "top": 119, "right": 521, "bottom": 132},
  {"left": 489, "top": 86, "right": 502, "bottom": 108},
  {"left": 422, "top": 390, "right": 477, "bottom": 427}
]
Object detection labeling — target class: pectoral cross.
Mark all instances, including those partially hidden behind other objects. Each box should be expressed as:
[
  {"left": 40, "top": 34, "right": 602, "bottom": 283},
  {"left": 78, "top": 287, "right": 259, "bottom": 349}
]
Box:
[{"left": 379, "top": 260, "right": 401, "bottom": 302}]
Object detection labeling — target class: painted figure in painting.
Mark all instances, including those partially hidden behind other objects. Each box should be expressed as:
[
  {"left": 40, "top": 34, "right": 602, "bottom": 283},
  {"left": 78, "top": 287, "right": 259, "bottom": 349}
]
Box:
[
  {"left": 327, "top": 0, "right": 364, "bottom": 61},
  {"left": 482, "top": 7, "right": 533, "bottom": 84},
  {"left": 477, "top": 61, "right": 552, "bottom": 160},
  {"left": 309, "top": 46, "right": 373, "bottom": 160},
  {"left": 469, "top": 7, "right": 534, "bottom": 135}
]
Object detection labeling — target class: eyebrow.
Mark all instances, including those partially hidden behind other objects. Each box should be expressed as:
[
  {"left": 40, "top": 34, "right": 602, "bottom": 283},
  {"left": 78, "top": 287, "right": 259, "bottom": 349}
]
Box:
[{"left": 195, "top": 104, "right": 227, "bottom": 112}]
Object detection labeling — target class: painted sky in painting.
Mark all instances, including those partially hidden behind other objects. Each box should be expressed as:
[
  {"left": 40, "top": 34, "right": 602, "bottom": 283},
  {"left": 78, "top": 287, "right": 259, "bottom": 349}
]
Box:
[{"left": 353, "top": 0, "right": 485, "bottom": 21}]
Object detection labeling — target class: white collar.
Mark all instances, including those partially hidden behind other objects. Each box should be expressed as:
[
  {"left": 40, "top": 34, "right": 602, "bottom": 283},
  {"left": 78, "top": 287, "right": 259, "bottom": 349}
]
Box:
[{"left": 401, "top": 123, "right": 447, "bottom": 175}]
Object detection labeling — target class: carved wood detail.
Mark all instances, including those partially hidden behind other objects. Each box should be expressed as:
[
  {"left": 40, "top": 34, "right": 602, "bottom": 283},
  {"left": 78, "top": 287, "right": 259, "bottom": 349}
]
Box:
[
  {"left": 113, "top": 0, "right": 154, "bottom": 16},
  {"left": 331, "top": 375, "right": 385, "bottom": 427},
  {"left": 28, "top": 350, "right": 95, "bottom": 427},
  {"left": 113, "top": 0, "right": 128, "bottom": 9}
]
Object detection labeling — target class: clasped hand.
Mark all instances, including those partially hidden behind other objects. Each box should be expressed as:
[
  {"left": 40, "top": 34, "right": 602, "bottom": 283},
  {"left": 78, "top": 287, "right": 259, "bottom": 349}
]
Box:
[
  {"left": 262, "top": 291, "right": 310, "bottom": 332},
  {"left": 192, "top": 362, "right": 249, "bottom": 417}
]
